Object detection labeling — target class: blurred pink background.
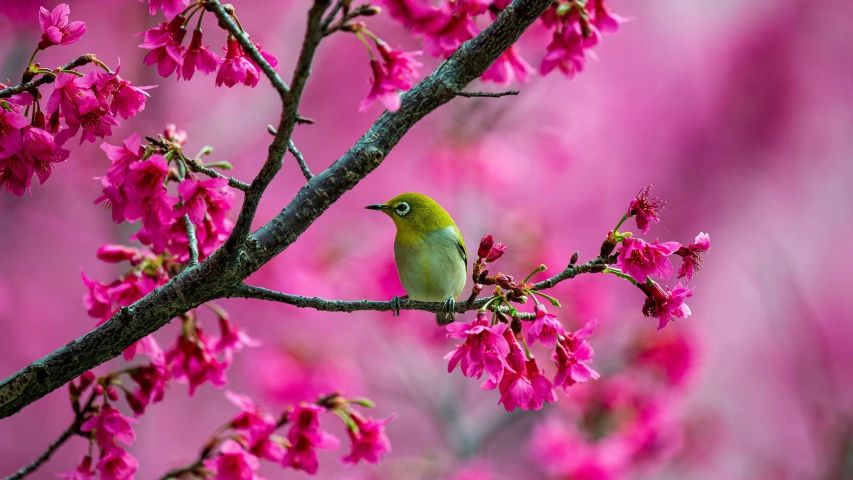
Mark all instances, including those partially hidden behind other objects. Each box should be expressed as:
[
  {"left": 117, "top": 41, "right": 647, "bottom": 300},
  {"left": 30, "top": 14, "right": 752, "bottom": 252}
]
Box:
[{"left": 2, "top": 0, "right": 853, "bottom": 478}]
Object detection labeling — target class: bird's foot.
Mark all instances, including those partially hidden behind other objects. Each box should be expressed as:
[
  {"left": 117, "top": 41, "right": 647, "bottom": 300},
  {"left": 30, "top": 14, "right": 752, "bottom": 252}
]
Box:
[
  {"left": 437, "top": 297, "right": 456, "bottom": 326},
  {"left": 390, "top": 295, "right": 408, "bottom": 317}
]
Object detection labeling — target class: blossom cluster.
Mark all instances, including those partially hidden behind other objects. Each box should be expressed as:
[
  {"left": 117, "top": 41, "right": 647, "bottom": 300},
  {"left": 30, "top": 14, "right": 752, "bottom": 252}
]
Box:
[
  {"left": 0, "top": 4, "right": 149, "bottom": 196},
  {"left": 382, "top": 0, "right": 623, "bottom": 82},
  {"left": 613, "top": 186, "right": 711, "bottom": 331},
  {"left": 136, "top": 2, "right": 279, "bottom": 88}
]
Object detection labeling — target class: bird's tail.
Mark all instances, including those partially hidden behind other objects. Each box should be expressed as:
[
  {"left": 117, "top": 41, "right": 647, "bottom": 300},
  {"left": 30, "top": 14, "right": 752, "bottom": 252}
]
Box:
[{"left": 436, "top": 311, "right": 455, "bottom": 326}]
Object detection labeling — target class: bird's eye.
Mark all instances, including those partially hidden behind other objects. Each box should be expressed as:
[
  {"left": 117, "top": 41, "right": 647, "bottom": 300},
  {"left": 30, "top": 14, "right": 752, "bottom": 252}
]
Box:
[{"left": 395, "top": 202, "right": 411, "bottom": 216}]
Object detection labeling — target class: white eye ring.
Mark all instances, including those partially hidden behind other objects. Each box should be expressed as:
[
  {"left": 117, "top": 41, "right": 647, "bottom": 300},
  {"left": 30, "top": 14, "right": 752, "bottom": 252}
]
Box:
[{"left": 395, "top": 202, "right": 411, "bottom": 216}]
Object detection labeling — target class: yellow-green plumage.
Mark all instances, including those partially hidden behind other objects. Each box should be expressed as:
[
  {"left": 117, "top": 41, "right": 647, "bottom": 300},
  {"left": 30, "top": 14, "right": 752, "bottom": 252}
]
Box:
[{"left": 366, "top": 193, "right": 467, "bottom": 325}]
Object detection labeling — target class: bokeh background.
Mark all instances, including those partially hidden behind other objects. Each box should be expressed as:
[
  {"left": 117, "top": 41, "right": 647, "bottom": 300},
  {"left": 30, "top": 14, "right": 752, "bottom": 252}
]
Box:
[{"left": 2, "top": 0, "right": 853, "bottom": 478}]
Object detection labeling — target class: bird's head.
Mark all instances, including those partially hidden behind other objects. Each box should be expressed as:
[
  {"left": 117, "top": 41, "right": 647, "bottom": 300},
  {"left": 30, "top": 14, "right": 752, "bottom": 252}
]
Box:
[{"left": 366, "top": 192, "right": 455, "bottom": 240}]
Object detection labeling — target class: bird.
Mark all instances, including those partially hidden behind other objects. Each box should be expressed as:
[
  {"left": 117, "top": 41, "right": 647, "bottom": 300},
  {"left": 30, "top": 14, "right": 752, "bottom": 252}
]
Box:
[{"left": 366, "top": 192, "right": 467, "bottom": 325}]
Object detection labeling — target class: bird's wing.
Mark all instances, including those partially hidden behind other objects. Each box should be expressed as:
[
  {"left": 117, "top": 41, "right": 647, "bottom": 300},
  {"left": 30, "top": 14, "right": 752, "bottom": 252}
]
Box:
[{"left": 456, "top": 238, "right": 468, "bottom": 273}]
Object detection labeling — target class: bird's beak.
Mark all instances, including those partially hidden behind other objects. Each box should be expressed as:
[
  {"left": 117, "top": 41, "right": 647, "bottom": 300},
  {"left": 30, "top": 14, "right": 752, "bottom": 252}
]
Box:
[{"left": 365, "top": 204, "right": 389, "bottom": 211}]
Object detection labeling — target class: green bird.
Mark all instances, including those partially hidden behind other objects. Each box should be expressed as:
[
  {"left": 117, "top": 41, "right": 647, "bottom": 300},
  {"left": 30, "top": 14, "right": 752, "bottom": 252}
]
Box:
[{"left": 366, "top": 192, "right": 467, "bottom": 325}]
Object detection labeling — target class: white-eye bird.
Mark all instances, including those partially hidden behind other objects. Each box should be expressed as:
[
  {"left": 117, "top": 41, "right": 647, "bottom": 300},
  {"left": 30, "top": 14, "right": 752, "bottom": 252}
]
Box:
[{"left": 366, "top": 193, "right": 467, "bottom": 325}]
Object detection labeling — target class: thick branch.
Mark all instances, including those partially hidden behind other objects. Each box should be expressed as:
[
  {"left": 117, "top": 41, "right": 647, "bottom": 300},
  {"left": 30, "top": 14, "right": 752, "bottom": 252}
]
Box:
[
  {"left": 0, "top": 0, "right": 554, "bottom": 420},
  {"left": 232, "top": 255, "right": 615, "bottom": 315},
  {"left": 456, "top": 90, "right": 519, "bottom": 98},
  {"left": 0, "top": 55, "right": 96, "bottom": 98}
]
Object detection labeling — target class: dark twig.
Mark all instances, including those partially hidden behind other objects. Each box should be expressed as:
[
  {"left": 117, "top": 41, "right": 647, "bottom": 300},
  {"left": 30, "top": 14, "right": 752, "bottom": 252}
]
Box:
[
  {"left": 0, "top": 0, "right": 555, "bottom": 420},
  {"left": 323, "top": 4, "right": 378, "bottom": 36},
  {"left": 320, "top": 0, "right": 344, "bottom": 31},
  {"left": 184, "top": 215, "right": 200, "bottom": 266},
  {"left": 214, "top": 0, "right": 330, "bottom": 249},
  {"left": 288, "top": 141, "right": 313, "bottom": 180},
  {"left": 456, "top": 90, "right": 520, "bottom": 98},
  {"left": 231, "top": 255, "right": 615, "bottom": 316},
  {"left": 3, "top": 391, "right": 96, "bottom": 480},
  {"left": 0, "top": 54, "right": 96, "bottom": 98},
  {"left": 184, "top": 158, "right": 250, "bottom": 192},
  {"left": 158, "top": 459, "right": 206, "bottom": 480}
]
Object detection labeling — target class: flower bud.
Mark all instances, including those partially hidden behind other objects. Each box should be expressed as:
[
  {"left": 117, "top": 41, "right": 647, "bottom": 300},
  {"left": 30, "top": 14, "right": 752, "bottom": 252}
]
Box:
[
  {"left": 363, "top": 6, "right": 382, "bottom": 16},
  {"left": 600, "top": 231, "right": 618, "bottom": 257},
  {"left": 475, "top": 311, "right": 489, "bottom": 324},
  {"left": 125, "top": 391, "right": 144, "bottom": 416},
  {"left": 94, "top": 385, "right": 104, "bottom": 395},
  {"left": 485, "top": 243, "right": 507, "bottom": 263},
  {"left": 478, "top": 235, "right": 494, "bottom": 259},
  {"left": 80, "top": 371, "right": 96, "bottom": 390},
  {"left": 96, "top": 244, "right": 140, "bottom": 263},
  {"left": 106, "top": 386, "right": 119, "bottom": 401}
]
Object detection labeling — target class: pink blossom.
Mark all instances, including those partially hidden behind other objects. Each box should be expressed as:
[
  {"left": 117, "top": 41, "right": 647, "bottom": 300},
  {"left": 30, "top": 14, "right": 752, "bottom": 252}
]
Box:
[
  {"left": 225, "top": 391, "right": 285, "bottom": 462},
  {"left": 166, "top": 329, "right": 229, "bottom": 396},
  {"left": 96, "top": 446, "right": 138, "bottom": 480},
  {"left": 282, "top": 404, "right": 340, "bottom": 474},
  {"left": 177, "top": 176, "right": 231, "bottom": 224},
  {"left": 553, "top": 319, "right": 600, "bottom": 391},
  {"left": 341, "top": 413, "right": 395, "bottom": 465},
  {"left": 106, "top": 272, "right": 157, "bottom": 310},
  {"left": 142, "top": 0, "right": 189, "bottom": 20},
  {"left": 381, "top": 0, "right": 448, "bottom": 37},
  {"left": 376, "top": 42, "right": 423, "bottom": 91},
  {"left": 616, "top": 237, "right": 681, "bottom": 283},
  {"left": 482, "top": 45, "right": 534, "bottom": 85},
  {"left": 100, "top": 134, "right": 143, "bottom": 186},
  {"left": 628, "top": 185, "right": 664, "bottom": 234},
  {"left": 0, "top": 107, "right": 28, "bottom": 159},
  {"left": 181, "top": 29, "right": 222, "bottom": 80},
  {"left": 0, "top": 154, "right": 33, "bottom": 196},
  {"left": 91, "top": 63, "right": 152, "bottom": 120},
  {"left": 81, "top": 272, "right": 113, "bottom": 321},
  {"left": 45, "top": 73, "right": 117, "bottom": 145},
  {"left": 591, "top": 0, "right": 624, "bottom": 34},
  {"left": 38, "top": 4, "right": 86, "bottom": 49},
  {"left": 22, "top": 126, "right": 69, "bottom": 184},
  {"left": 123, "top": 334, "right": 163, "bottom": 362},
  {"left": 138, "top": 17, "right": 187, "bottom": 78},
  {"left": 56, "top": 456, "right": 95, "bottom": 480},
  {"left": 633, "top": 328, "right": 696, "bottom": 387},
  {"left": 675, "top": 232, "right": 710, "bottom": 281},
  {"left": 423, "top": 13, "right": 479, "bottom": 58},
  {"left": 540, "top": 25, "right": 587, "bottom": 78},
  {"left": 359, "top": 60, "right": 401, "bottom": 113},
  {"left": 246, "top": 41, "right": 280, "bottom": 75},
  {"left": 526, "top": 304, "right": 565, "bottom": 349},
  {"left": 453, "top": 0, "right": 489, "bottom": 16},
  {"left": 642, "top": 281, "right": 694, "bottom": 331},
  {"left": 124, "top": 155, "right": 168, "bottom": 199},
  {"left": 445, "top": 312, "right": 511, "bottom": 384},
  {"left": 128, "top": 357, "right": 169, "bottom": 415},
  {"left": 485, "top": 243, "right": 506, "bottom": 263},
  {"left": 204, "top": 440, "right": 263, "bottom": 480},
  {"left": 80, "top": 404, "right": 137, "bottom": 448},
  {"left": 216, "top": 37, "right": 261, "bottom": 88},
  {"left": 164, "top": 124, "right": 188, "bottom": 145},
  {"left": 213, "top": 316, "right": 260, "bottom": 360}
]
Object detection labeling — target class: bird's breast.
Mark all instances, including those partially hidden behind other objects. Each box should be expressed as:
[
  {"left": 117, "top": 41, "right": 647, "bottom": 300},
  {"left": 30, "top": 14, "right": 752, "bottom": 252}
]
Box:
[{"left": 394, "top": 226, "right": 467, "bottom": 302}]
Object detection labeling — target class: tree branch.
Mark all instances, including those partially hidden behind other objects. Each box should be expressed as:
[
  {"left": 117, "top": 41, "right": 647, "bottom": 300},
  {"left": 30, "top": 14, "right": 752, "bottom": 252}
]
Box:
[
  {"left": 456, "top": 90, "right": 519, "bottom": 98},
  {"left": 184, "top": 215, "right": 200, "bottom": 266},
  {"left": 0, "top": 0, "right": 555, "bottom": 420},
  {"left": 231, "top": 255, "right": 615, "bottom": 315},
  {"left": 0, "top": 55, "right": 96, "bottom": 99}
]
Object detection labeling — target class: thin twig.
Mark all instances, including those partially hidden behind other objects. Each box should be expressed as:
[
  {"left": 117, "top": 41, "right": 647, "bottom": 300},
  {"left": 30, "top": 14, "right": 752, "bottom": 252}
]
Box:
[
  {"left": 184, "top": 158, "right": 250, "bottom": 191},
  {"left": 320, "top": 0, "right": 344, "bottom": 31},
  {"left": 231, "top": 255, "right": 615, "bottom": 316},
  {"left": 288, "top": 141, "right": 313, "bottom": 180},
  {"left": 455, "top": 90, "right": 519, "bottom": 98},
  {"left": 3, "top": 391, "right": 96, "bottom": 480},
  {"left": 323, "top": 4, "right": 377, "bottom": 36},
  {"left": 184, "top": 215, "right": 200, "bottom": 266},
  {"left": 266, "top": 125, "right": 313, "bottom": 180},
  {"left": 0, "top": 54, "right": 96, "bottom": 98},
  {"left": 211, "top": 0, "right": 330, "bottom": 249}
]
